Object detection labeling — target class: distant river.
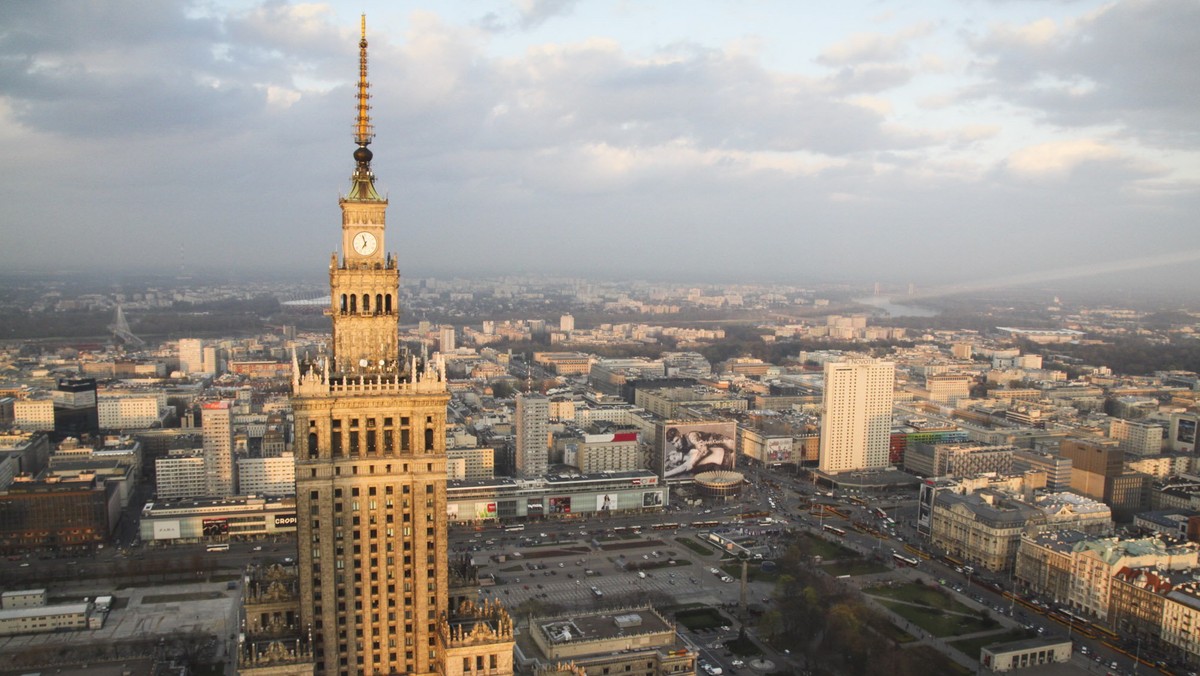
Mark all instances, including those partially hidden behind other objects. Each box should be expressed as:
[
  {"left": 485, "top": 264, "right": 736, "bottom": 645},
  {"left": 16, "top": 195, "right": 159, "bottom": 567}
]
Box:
[{"left": 852, "top": 296, "right": 939, "bottom": 317}]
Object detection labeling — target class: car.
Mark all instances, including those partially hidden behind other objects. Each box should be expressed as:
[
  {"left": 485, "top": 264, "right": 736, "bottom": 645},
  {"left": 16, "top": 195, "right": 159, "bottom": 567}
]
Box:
[{"left": 252, "top": 545, "right": 263, "bottom": 551}]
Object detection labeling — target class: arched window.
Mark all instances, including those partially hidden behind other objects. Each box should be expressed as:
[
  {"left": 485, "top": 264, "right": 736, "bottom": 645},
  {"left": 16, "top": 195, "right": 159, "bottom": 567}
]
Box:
[
  {"left": 376, "top": 294, "right": 383, "bottom": 315},
  {"left": 385, "top": 295, "right": 393, "bottom": 313},
  {"left": 340, "top": 294, "right": 347, "bottom": 313},
  {"left": 424, "top": 428, "right": 434, "bottom": 452},
  {"left": 362, "top": 294, "right": 370, "bottom": 313},
  {"left": 308, "top": 432, "right": 318, "bottom": 458},
  {"left": 349, "top": 295, "right": 357, "bottom": 313}
]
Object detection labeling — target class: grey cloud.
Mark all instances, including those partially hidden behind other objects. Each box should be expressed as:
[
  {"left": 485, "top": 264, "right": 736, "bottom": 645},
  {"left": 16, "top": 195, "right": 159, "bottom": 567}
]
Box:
[
  {"left": 967, "top": 0, "right": 1200, "bottom": 147},
  {"left": 474, "top": 0, "right": 580, "bottom": 33},
  {"left": 816, "top": 22, "right": 935, "bottom": 66}
]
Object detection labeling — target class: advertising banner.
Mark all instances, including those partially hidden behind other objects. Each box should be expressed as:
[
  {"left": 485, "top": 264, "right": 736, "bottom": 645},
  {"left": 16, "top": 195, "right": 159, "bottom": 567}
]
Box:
[
  {"left": 595, "top": 493, "right": 615, "bottom": 512},
  {"left": 475, "top": 502, "right": 497, "bottom": 520},
  {"left": 202, "top": 518, "right": 229, "bottom": 536},
  {"left": 526, "top": 498, "right": 543, "bottom": 512},
  {"left": 765, "top": 437, "right": 793, "bottom": 463},
  {"left": 447, "top": 503, "right": 460, "bottom": 520},
  {"left": 642, "top": 491, "right": 663, "bottom": 508},
  {"left": 662, "top": 421, "right": 737, "bottom": 479},
  {"left": 153, "top": 520, "right": 180, "bottom": 540},
  {"left": 548, "top": 496, "right": 572, "bottom": 514},
  {"left": 273, "top": 513, "right": 298, "bottom": 528}
]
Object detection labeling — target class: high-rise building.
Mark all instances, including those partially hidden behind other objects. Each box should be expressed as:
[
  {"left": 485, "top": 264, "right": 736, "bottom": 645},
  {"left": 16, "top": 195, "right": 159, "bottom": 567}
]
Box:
[
  {"left": 515, "top": 393, "right": 549, "bottom": 478},
  {"left": 439, "top": 326, "right": 456, "bottom": 352},
  {"left": 819, "top": 358, "right": 895, "bottom": 474},
  {"left": 284, "top": 20, "right": 512, "bottom": 676},
  {"left": 53, "top": 378, "right": 99, "bottom": 440},
  {"left": 179, "top": 338, "right": 205, "bottom": 374},
  {"left": 559, "top": 314, "right": 574, "bottom": 332},
  {"left": 201, "top": 401, "right": 235, "bottom": 497}
]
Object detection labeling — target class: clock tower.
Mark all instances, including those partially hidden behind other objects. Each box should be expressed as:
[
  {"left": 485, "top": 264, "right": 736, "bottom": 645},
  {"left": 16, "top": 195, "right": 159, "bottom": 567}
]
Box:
[{"left": 330, "top": 26, "right": 397, "bottom": 374}]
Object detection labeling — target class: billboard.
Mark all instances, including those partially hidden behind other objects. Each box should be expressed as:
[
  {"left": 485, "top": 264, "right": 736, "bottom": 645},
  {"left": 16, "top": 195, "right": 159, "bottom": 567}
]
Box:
[
  {"left": 642, "top": 491, "right": 663, "bottom": 508},
  {"left": 765, "top": 437, "right": 793, "bottom": 463},
  {"left": 202, "top": 518, "right": 229, "bottom": 536},
  {"left": 596, "top": 494, "right": 616, "bottom": 512},
  {"left": 447, "top": 503, "right": 460, "bottom": 520},
  {"left": 153, "top": 520, "right": 180, "bottom": 540},
  {"left": 475, "top": 502, "right": 498, "bottom": 520},
  {"left": 526, "top": 498, "right": 543, "bottom": 513},
  {"left": 662, "top": 421, "right": 737, "bottom": 479},
  {"left": 273, "top": 513, "right": 298, "bottom": 528},
  {"left": 548, "top": 496, "right": 572, "bottom": 514}
]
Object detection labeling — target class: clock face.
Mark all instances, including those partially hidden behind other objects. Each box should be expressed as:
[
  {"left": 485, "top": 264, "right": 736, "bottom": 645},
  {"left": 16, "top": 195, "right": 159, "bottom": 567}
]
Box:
[{"left": 352, "top": 231, "right": 378, "bottom": 256}]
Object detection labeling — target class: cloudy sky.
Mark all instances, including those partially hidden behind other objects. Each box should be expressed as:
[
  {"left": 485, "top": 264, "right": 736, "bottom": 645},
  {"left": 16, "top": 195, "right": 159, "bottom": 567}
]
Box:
[{"left": 1, "top": 0, "right": 1197, "bottom": 290}]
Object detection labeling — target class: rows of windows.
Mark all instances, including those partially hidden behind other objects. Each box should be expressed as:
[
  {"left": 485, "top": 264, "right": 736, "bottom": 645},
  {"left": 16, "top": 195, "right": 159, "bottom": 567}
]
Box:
[
  {"left": 305, "top": 415, "right": 439, "bottom": 459},
  {"left": 338, "top": 292, "right": 394, "bottom": 315}
]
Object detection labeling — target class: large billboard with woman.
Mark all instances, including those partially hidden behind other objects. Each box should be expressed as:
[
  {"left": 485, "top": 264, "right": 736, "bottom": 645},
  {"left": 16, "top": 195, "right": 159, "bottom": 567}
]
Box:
[{"left": 661, "top": 421, "right": 737, "bottom": 479}]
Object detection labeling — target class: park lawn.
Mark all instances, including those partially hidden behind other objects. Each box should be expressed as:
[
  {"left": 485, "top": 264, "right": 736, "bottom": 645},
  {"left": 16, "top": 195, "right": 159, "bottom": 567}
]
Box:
[
  {"left": 675, "top": 607, "right": 733, "bottom": 631},
  {"left": 822, "top": 559, "right": 890, "bottom": 577},
  {"left": 677, "top": 537, "right": 719, "bottom": 556},
  {"left": 868, "top": 614, "right": 919, "bottom": 644},
  {"left": 869, "top": 582, "right": 975, "bottom": 613},
  {"left": 797, "top": 532, "right": 858, "bottom": 560},
  {"left": 724, "top": 634, "right": 763, "bottom": 656},
  {"left": 905, "top": 645, "right": 973, "bottom": 675},
  {"left": 949, "top": 628, "right": 1033, "bottom": 660},
  {"left": 880, "top": 601, "right": 997, "bottom": 638},
  {"left": 720, "top": 563, "right": 779, "bottom": 583}
]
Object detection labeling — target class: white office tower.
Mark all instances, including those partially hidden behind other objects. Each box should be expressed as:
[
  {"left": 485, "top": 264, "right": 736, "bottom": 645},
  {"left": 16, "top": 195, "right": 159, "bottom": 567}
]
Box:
[
  {"left": 560, "top": 314, "right": 575, "bottom": 332},
  {"left": 439, "top": 325, "right": 456, "bottom": 351},
  {"left": 819, "top": 357, "right": 895, "bottom": 474},
  {"left": 179, "top": 338, "right": 204, "bottom": 374},
  {"left": 201, "top": 400, "right": 235, "bottom": 497},
  {"left": 515, "top": 393, "right": 550, "bottom": 478}
]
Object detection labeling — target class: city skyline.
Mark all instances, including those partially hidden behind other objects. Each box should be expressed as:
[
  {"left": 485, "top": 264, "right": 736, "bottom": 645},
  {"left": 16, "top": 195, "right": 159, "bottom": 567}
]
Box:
[{"left": 1, "top": 0, "right": 1197, "bottom": 289}]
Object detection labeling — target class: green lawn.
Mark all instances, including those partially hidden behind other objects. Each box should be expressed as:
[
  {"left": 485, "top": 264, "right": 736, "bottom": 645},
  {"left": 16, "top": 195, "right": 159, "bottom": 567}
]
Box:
[
  {"left": 797, "top": 532, "right": 858, "bottom": 560},
  {"left": 720, "top": 563, "right": 779, "bottom": 583},
  {"left": 822, "top": 559, "right": 890, "bottom": 577},
  {"left": 677, "top": 537, "right": 719, "bottom": 556},
  {"left": 879, "top": 601, "right": 998, "bottom": 638},
  {"left": 905, "top": 645, "right": 973, "bottom": 675},
  {"left": 675, "top": 607, "right": 732, "bottom": 631},
  {"left": 869, "top": 582, "right": 974, "bottom": 613}
]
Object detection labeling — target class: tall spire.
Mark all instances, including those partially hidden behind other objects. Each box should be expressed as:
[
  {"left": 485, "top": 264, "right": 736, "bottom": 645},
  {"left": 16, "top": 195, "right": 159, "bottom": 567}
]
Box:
[
  {"left": 347, "top": 14, "right": 381, "bottom": 201},
  {"left": 354, "top": 14, "right": 374, "bottom": 148}
]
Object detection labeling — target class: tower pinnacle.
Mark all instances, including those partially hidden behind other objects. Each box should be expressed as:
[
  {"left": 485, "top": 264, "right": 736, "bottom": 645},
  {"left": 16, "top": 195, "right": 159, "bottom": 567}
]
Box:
[{"left": 354, "top": 14, "right": 374, "bottom": 149}]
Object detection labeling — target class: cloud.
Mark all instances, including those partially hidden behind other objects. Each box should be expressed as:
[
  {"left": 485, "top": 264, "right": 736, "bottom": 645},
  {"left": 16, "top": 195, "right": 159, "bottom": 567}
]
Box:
[
  {"left": 476, "top": 0, "right": 580, "bottom": 33},
  {"left": 817, "top": 22, "right": 934, "bottom": 66},
  {"left": 967, "top": 0, "right": 1200, "bottom": 148},
  {"left": 1005, "top": 139, "right": 1119, "bottom": 177}
]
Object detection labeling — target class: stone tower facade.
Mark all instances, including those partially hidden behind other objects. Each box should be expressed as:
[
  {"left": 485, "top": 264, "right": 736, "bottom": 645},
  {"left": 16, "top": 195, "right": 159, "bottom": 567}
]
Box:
[
  {"left": 283, "top": 17, "right": 513, "bottom": 676},
  {"left": 290, "top": 18, "right": 453, "bottom": 676}
]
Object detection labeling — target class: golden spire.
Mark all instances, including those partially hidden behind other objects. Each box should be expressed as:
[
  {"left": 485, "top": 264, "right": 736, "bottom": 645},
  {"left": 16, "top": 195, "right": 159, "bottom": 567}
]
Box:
[{"left": 354, "top": 13, "right": 374, "bottom": 148}]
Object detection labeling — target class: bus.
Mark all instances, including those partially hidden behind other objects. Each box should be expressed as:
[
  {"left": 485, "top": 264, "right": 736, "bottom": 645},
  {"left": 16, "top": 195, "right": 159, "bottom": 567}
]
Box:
[
  {"left": 893, "top": 553, "right": 920, "bottom": 567},
  {"left": 691, "top": 520, "right": 721, "bottom": 529},
  {"left": 206, "top": 543, "right": 230, "bottom": 552},
  {"left": 504, "top": 525, "right": 525, "bottom": 532},
  {"left": 823, "top": 524, "right": 846, "bottom": 537},
  {"left": 652, "top": 523, "right": 681, "bottom": 531}
]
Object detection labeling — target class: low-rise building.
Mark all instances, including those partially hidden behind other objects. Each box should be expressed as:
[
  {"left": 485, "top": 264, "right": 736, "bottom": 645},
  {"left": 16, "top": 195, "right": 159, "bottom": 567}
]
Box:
[
  {"left": 515, "top": 606, "right": 695, "bottom": 676},
  {"left": 980, "top": 638, "right": 1072, "bottom": 672}
]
